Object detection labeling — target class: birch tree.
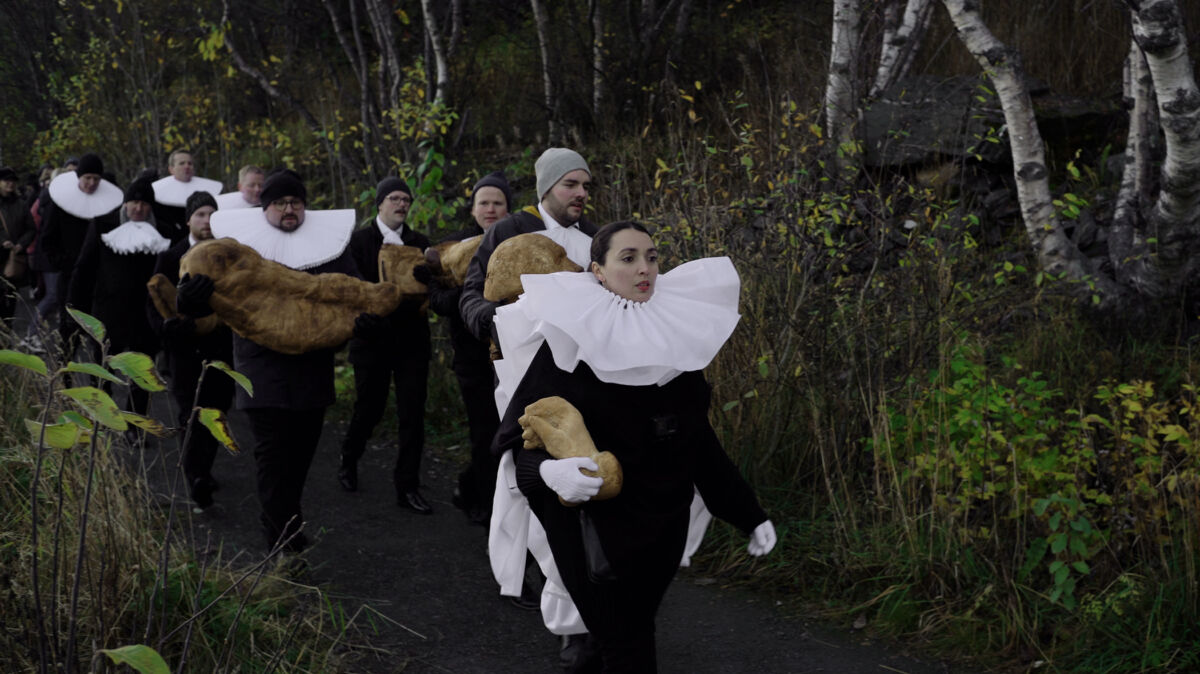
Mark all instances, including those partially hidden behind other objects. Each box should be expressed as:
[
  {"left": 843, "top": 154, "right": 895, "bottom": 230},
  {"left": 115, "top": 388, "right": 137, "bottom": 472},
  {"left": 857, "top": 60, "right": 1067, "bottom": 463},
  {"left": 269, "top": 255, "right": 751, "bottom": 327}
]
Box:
[
  {"left": 530, "top": 0, "right": 558, "bottom": 143},
  {"left": 420, "top": 0, "right": 451, "bottom": 105},
  {"left": 870, "top": 0, "right": 933, "bottom": 98},
  {"left": 824, "top": 0, "right": 862, "bottom": 166}
]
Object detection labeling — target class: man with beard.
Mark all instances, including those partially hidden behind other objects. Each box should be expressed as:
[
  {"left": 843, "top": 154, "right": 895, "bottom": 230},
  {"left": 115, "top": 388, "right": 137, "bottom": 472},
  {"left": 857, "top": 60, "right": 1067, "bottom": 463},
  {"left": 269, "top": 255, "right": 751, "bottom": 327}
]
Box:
[
  {"left": 40, "top": 153, "right": 123, "bottom": 342},
  {"left": 152, "top": 149, "right": 223, "bottom": 243},
  {"left": 1, "top": 166, "right": 35, "bottom": 323},
  {"left": 216, "top": 165, "right": 265, "bottom": 210},
  {"left": 147, "top": 190, "right": 234, "bottom": 510},
  {"left": 459, "top": 148, "right": 600, "bottom": 668},
  {"left": 68, "top": 175, "right": 171, "bottom": 415},
  {"left": 415, "top": 171, "right": 514, "bottom": 524},
  {"left": 177, "top": 169, "right": 363, "bottom": 555},
  {"left": 338, "top": 176, "right": 434, "bottom": 515}
]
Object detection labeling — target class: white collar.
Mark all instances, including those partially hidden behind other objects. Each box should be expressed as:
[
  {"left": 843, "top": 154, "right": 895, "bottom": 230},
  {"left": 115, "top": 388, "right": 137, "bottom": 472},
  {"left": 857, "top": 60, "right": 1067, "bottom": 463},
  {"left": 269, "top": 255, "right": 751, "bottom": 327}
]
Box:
[
  {"left": 532, "top": 204, "right": 591, "bottom": 268},
  {"left": 152, "top": 175, "right": 224, "bottom": 207},
  {"left": 209, "top": 208, "right": 355, "bottom": 270},
  {"left": 100, "top": 221, "right": 171, "bottom": 255},
  {"left": 494, "top": 256, "right": 741, "bottom": 387},
  {"left": 47, "top": 172, "right": 123, "bottom": 219},
  {"left": 215, "top": 191, "right": 258, "bottom": 210},
  {"left": 188, "top": 234, "right": 199, "bottom": 248},
  {"left": 537, "top": 202, "right": 577, "bottom": 230},
  {"left": 376, "top": 216, "right": 408, "bottom": 246}
]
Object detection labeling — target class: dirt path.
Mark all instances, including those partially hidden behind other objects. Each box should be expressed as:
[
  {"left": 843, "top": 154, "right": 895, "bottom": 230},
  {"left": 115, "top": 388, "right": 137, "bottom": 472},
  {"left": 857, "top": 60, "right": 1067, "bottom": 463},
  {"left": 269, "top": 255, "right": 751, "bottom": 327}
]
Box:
[{"left": 142, "top": 403, "right": 958, "bottom": 674}]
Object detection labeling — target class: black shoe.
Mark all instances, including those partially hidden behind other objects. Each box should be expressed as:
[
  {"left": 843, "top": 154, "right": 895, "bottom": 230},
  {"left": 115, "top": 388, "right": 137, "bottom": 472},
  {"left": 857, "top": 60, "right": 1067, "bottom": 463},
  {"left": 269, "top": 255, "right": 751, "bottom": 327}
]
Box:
[
  {"left": 398, "top": 490, "right": 433, "bottom": 514},
  {"left": 509, "top": 585, "right": 540, "bottom": 611},
  {"left": 337, "top": 463, "right": 357, "bottom": 492},
  {"left": 467, "top": 506, "right": 491, "bottom": 526},
  {"left": 190, "top": 477, "right": 215, "bottom": 510},
  {"left": 452, "top": 486, "right": 467, "bottom": 511},
  {"left": 559, "top": 633, "right": 600, "bottom": 672}
]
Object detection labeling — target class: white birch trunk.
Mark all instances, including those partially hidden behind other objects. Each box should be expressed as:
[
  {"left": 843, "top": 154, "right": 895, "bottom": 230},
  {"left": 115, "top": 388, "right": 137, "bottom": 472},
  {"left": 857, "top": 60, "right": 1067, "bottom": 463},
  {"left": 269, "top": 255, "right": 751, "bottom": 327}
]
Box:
[
  {"left": 1128, "top": 0, "right": 1200, "bottom": 271},
  {"left": 870, "top": 0, "right": 932, "bottom": 97},
  {"left": 420, "top": 0, "right": 451, "bottom": 104},
  {"left": 940, "top": 0, "right": 1119, "bottom": 299},
  {"left": 530, "top": 0, "right": 558, "bottom": 143},
  {"left": 1110, "top": 41, "right": 1161, "bottom": 294},
  {"left": 591, "top": 0, "right": 604, "bottom": 119},
  {"left": 824, "top": 0, "right": 862, "bottom": 161}
]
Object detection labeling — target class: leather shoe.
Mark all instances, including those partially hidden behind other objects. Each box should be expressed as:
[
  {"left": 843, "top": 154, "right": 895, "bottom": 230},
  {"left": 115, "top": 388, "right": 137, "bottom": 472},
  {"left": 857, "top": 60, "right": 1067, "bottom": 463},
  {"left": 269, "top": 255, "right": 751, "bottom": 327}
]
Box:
[
  {"left": 398, "top": 490, "right": 433, "bottom": 514},
  {"left": 337, "top": 463, "right": 357, "bottom": 492},
  {"left": 190, "top": 476, "right": 215, "bottom": 509},
  {"left": 559, "top": 633, "right": 600, "bottom": 672}
]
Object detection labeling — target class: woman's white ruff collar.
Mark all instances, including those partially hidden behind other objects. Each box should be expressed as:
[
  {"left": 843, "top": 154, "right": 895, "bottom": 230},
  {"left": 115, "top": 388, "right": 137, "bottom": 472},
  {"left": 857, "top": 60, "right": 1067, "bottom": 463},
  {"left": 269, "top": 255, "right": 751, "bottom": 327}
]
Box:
[
  {"left": 47, "top": 172, "right": 123, "bottom": 219},
  {"left": 152, "top": 176, "right": 224, "bottom": 207},
  {"left": 494, "top": 256, "right": 741, "bottom": 387},
  {"left": 100, "top": 221, "right": 170, "bottom": 255},
  {"left": 209, "top": 208, "right": 355, "bottom": 270}
]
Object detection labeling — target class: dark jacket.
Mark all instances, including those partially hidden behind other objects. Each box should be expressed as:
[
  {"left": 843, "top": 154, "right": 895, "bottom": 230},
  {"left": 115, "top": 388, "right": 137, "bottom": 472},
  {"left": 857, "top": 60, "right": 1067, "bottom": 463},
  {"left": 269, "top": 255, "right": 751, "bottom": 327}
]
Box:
[
  {"left": 0, "top": 192, "right": 35, "bottom": 251},
  {"left": 458, "top": 208, "right": 597, "bottom": 341},
  {"left": 232, "top": 248, "right": 361, "bottom": 410},
  {"left": 152, "top": 202, "right": 189, "bottom": 244},
  {"left": 67, "top": 216, "right": 160, "bottom": 354},
  {"left": 147, "top": 238, "right": 235, "bottom": 406},
  {"left": 346, "top": 222, "right": 432, "bottom": 365},
  {"left": 500, "top": 342, "right": 768, "bottom": 579},
  {"left": 42, "top": 198, "right": 108, "bottom": 273},
  {"left": 427, "top": 223, "right": 492, "bottom": 378}
]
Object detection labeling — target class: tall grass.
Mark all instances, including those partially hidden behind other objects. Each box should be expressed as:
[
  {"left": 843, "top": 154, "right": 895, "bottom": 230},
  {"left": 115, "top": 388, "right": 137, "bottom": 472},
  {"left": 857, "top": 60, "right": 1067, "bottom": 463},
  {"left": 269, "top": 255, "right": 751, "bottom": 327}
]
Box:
[{"left": 0, "top": 323, "right": 373, "bottom": 672}]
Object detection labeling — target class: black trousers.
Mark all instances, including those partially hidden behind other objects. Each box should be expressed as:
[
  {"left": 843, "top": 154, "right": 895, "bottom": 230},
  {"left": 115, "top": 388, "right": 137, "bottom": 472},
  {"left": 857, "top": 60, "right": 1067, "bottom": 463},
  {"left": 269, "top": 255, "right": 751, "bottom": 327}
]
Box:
[
  {"left": 532, "top": 500, "right": 684, "bottom": 673},
  {"left": 245, "top": 407, "right": 326, "bottom": 552},
  {"left": 454, "top": 367, "right": 500, "bottom": 510},
  {"left": 173, "top": 372, "right": 233, "bottom": 490},
  {"left": 341, "top": 354, "right": 428, "bottom": 492}
]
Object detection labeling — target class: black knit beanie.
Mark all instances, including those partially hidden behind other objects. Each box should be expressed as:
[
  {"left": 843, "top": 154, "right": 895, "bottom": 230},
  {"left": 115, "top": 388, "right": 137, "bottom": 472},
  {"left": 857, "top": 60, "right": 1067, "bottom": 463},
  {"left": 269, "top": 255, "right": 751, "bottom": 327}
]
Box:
[
  {"left": 185, "top": 190, "right": 218, "bottom": 222},
  {"left": 374, "top": 177, "right": 412, "bottom": 208},
  {"left": 260, "top": 169, "right": 306, "bottom": 210},
  {"left": 472, "top": 171, "right": 514, "bottom": 210},
  {"left": 124, "top": 176, "right": 155, "bottom": 203},
  {"left": 76, "top": 153, "right": 104, "bottom": 177}
]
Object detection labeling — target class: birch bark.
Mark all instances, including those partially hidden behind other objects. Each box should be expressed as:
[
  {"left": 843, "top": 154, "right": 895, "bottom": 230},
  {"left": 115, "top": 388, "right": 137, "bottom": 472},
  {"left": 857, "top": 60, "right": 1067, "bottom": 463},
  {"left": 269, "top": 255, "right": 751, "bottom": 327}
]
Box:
[
  {"left": 421, "top": 0, "right": 451, "bottom": 104},
  {"left": 530, "top": 0, "right": 558, "bottom": 143},
  {"left": 870, "top": 0, "right": 932, "bottom": 98},
  {"left": 1110, "top": 42, "right": 1160, "bottom": 294},
  {"left": 824, "top": 0, "right": 862, "bottom": 163}
]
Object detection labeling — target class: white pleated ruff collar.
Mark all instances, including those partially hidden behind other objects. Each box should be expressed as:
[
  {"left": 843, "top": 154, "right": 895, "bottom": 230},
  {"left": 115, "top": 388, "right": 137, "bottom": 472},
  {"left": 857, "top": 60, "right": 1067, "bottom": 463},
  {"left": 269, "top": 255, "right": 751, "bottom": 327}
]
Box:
[
  {"left": 152, "top": 176, "right": 224, "bottom": 207},
  {"left": 215, "top": 191, "right": 258, "bottom": 210},
  {"left": 494, "top": 256, "right": 741, "bottom": 387},
  {"left": 100, "top": 221, "right": 170, "bottom": 255},
  {"left": 209, "top": 207, "right": 355, "bottom": 270},
  {"left": 47, "top": 172, "right": 123, "bottom": 219}
]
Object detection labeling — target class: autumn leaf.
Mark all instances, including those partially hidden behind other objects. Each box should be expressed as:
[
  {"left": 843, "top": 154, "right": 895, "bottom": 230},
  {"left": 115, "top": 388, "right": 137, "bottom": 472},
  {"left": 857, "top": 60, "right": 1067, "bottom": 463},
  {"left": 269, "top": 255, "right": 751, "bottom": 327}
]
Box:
[
  {"left": 60, "top": 386, "right": 127, "bottom": 431},
  {"left": 0, "top": 349, "right": 48, "bottom": 376},
  {"left": 107, "top": 352, "right": 166, "bottom": 392},
  {"left": 198, "top": 408, "right": 240, "bottom": 453}
]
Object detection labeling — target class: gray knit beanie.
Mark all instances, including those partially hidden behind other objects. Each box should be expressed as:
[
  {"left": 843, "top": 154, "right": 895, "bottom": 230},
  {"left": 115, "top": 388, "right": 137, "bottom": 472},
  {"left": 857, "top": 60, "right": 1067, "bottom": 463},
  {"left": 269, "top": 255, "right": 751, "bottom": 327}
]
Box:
[{"left": 535, "top": 148, "right": 590, "bottom": 201}]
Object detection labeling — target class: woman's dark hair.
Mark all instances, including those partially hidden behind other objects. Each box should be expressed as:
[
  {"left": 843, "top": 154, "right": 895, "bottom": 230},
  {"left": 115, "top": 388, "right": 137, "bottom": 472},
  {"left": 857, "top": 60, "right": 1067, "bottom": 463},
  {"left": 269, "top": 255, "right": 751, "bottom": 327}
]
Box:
[{"left": 590, "top": 221, "right": 651, "bottom": 266}]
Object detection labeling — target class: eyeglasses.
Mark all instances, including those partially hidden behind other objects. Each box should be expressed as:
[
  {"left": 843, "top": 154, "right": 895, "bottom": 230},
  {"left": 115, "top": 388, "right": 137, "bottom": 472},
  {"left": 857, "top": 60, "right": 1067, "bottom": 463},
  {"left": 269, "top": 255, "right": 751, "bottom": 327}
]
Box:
[
  {"left": 384, "top": 194, "right": 412, "bottom": 205},
  {"left": 270, "top": 198, "right": 306, "bottom": 211}
]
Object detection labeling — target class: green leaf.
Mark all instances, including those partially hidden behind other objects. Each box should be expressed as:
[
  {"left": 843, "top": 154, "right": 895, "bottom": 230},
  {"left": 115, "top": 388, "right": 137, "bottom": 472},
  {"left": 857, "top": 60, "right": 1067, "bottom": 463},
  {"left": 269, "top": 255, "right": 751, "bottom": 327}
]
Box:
[
  {"left": 120, "top": 412, "right": 173, "bottom": 437},
  {"left": 68, "top": 307, "right": 106, "bottom": 345},
  {"left": 1051, "top": 535, "right": 1067, "bottom": 554},
  {"left": 107, "top": 352, "right": 166, "bottom": 392},
  {"left": 198, "top": 408, "right": 241, "bottom": 453},
  {"left": 207, "top": 360, "right": 253, "bottom": 396},
  {"left": 99, "top": 644, "right": 170, "bottom": 674},
  {"left": 1071, "top": 561, "right": 1090, "bottom": 575},
  {"left": 721, "top": 400, "right": 740, "bottom": 412},
  {"left": 25, "top": 419, "right": 84, "bottom": 449},
  {"left": 59, "top": 411, "right": 93, "bottom": 429},
  {"left": 60, "top": 386, "right": 128, "bottom": 430},
  {"left": 62, "top": 361, "right": 122, "bottom": 384},
  {"left": 0, "top": 349, "right": 48, "bottom": 376}
]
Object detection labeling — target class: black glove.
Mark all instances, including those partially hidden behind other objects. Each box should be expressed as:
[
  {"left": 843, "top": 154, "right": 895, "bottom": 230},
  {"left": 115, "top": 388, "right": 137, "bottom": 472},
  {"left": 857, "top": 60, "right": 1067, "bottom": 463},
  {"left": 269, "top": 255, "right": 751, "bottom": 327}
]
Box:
[
  {"left": 161, "top": 316, "right": 196, "bottom": 344},
  {"left": 412, "top": 264, "right": 433, "bottom": 286},
  {"left": 353, "top": 312, "right": 388, "bottom": 341},
  {"left": 176, "top": 273, "right": 215, "bottom": 318}
]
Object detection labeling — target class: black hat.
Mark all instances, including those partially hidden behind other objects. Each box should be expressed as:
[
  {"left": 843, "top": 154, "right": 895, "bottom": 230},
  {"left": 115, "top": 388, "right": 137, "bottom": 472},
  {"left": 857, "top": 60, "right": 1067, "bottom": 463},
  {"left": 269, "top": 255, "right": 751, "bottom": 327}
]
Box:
[
  {"left": 124, "top": 176, "right": 155, "bottom": 203},
  {"left": 0, "top": 167, "right": 16, "bottom": 182},
  {"left": 260, "top": 169, "right": 306, "bottom": 210},
  {"left": 472, "top": 171, "right": 514, "bottom": 209},
  {"left": 374, "top": 177, "right": 412, "bottom": 209},
  {"left": 76, "top": 153, "right": 103, "bottom": 177},
  {"left": 185, "top": 190, "right": 218, "bottom": 222}
]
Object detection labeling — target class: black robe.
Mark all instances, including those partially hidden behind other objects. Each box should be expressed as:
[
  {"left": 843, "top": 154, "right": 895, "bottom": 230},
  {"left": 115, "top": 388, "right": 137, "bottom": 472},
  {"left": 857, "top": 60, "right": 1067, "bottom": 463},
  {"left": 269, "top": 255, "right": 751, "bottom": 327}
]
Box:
[
  {"left": 345, "top": 223, "right": 432, "bottom": 365},
  {"left": 67, "top": 218, "right": 160, "bottom": 355}
]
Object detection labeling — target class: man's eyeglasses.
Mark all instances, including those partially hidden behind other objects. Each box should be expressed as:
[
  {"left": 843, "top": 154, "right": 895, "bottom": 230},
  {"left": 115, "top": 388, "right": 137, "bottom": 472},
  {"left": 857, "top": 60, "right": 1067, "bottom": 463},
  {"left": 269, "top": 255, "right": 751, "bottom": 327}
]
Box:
[
  {"left": 384, "top": 194, "right": 412, "bottom": 205},
  {"left": 271, "top": 198, "right": 306, "bottom": 211}
]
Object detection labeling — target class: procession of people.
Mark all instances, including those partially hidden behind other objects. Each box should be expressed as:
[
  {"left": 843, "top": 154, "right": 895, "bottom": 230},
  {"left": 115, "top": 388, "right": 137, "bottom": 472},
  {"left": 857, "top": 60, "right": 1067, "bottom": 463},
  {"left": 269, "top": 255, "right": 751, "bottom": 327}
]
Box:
[{"left": 0, "top": 147, "right": 776, "bottom": 673}]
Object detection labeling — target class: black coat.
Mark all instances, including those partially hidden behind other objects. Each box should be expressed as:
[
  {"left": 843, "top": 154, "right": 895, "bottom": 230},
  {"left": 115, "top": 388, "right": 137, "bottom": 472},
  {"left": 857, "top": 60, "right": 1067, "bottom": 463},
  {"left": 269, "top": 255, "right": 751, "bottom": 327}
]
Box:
[
  {"left": 232, "top": 248, "right": 361, "bottom": 410},
  {"left": 500, "top": 342, "right": 768, "bottom": 579},
  {"left": 346, "top": 222, "right": 432, "bottom": 365},
  {"left": 0, "top": 192, "right": 35, "bottom": 251},
  {"left": 42, "top": 199, "right": 108, "bottom": 273},
  {"left": 67, "top": 217, "right": 160, "bottom": 354},
  {"left": 427, "top": 223, "right": 491, "bottom": 379},
  {"left": 458, "top": 208, "right": 597, "bottom": 341},
  {"left": 152, "top": 202, "right": 189, "bottom": 244},
  {"left": 147, "top": 238, "right": 235, "bottom": 407}
]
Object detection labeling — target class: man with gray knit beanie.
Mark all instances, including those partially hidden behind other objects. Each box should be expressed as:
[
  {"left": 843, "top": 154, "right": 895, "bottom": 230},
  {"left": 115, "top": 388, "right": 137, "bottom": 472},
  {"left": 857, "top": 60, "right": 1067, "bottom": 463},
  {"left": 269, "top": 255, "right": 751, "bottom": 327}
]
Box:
[{"left": 459, "top": 147, "right": 597, "bottom": 342}]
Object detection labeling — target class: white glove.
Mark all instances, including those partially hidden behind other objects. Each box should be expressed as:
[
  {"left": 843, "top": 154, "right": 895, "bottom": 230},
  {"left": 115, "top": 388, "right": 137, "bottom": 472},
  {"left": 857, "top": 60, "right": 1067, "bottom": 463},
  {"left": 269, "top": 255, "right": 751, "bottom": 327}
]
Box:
[
  {"left": 747, "top": 520, "right": 777, "bottom": 557},
  {"left": 538, "top": 456, "right": 604, "bottom": 504}
]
